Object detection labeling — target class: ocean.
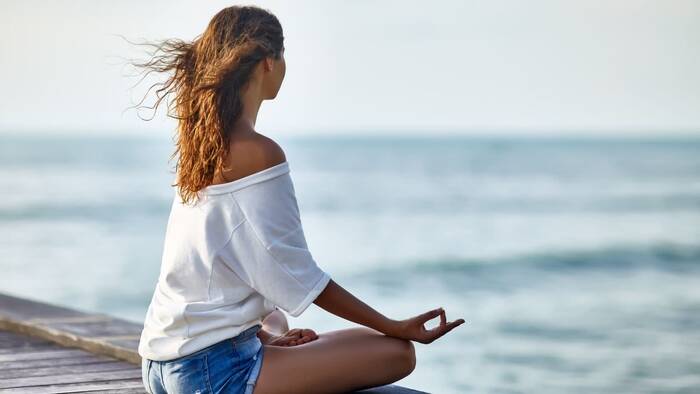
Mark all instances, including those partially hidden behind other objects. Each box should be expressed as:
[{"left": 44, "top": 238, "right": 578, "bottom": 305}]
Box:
[{"left": 1, "top": 133, "right": 699, "bottom": 393}]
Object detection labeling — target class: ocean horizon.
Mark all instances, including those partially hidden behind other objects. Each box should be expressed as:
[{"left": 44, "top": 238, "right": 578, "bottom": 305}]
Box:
[{"left": 1, "top": 132, "right": 699, "bottom": 393}]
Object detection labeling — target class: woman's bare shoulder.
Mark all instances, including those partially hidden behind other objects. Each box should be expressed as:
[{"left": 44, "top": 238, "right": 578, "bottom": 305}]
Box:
[{"left": 222, "top": 133, "right": 287, "bottom": 181}]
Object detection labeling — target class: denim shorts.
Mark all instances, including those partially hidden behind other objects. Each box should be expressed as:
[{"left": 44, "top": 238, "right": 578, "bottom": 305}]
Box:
[{"left": 141, "top": 324, "right": 265, "bottom": 394}]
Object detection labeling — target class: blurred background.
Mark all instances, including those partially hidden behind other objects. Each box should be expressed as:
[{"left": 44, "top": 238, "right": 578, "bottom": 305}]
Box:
[{"left": 2, "top": 1, "right": 700, "bottom": 393}]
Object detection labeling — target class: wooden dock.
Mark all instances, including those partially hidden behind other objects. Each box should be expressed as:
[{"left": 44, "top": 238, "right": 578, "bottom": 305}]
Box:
[
  {"left": 0, "top": 329, "right": 144, "bottom": 393},
  {"left": 0, "top": 292, "right": 427, "bottom": 393}
]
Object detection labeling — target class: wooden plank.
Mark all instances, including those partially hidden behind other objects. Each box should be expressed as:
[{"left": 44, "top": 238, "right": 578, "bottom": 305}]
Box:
[
  {"left": 103, "top": 338, "right": 140, "bottom": 351},
  {"left": 43, "top": 320, "right": 142, "bottom": 338},
  {"left": 0, "top": 331, "right": 54, "bottom": 342},
  {"left": 0, "top": 344, "right": 59, "bottom": 355},
  {"left": 0, "top": 355, "right": 116, "bottom": 370},
  {"left": 0, "top": 331, "right": 39, "bottom": 345},
  {"left": 0, "top": 293, "right": 91, "bottom": 322},
  {"left": 0, "top": 292, "right": 144, "bottom": 365},
  {"left": 0, "top": 334, "right": 62, "bottom": 354},
  {"left": 0, "top": 369, "right": 142, "bottom": 389},
  {"left": 0, "top": 361, "right": 136, "bottom": 379},
  {"left": 0, "top": 337, "right": 56, "bottom": 347},
  {"left": 0, "top": 335, "right": 54, "bottom": 347},
  {"left": 0, "top": 349, "right": 88, "bottom": 362},
  {"left": 0, "top": 321, "right": 142, "bottom": 365},
  {"left": 27, "top": 316, "right": 111, "bottom": 324},
  {"left": 69, "top": 389, "right": 147, "bottom": 394},
  {"left": 0, "top": 378, "right": 145, "bottom": 394}
]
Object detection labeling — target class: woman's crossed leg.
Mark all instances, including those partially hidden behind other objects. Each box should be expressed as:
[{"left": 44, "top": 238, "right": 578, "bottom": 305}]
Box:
[{"left": 253, "top": 327, "right": 416, "bottom": 394}]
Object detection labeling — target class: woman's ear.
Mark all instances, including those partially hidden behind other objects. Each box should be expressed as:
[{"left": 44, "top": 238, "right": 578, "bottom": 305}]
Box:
[{"left": 263, "top": 57, "right": 274, "bottom": 72}]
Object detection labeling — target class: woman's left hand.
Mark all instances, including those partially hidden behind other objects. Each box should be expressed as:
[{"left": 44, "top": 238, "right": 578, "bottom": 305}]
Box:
[{"left": 267, "top": 328, "right": 318, "bottom": 347}]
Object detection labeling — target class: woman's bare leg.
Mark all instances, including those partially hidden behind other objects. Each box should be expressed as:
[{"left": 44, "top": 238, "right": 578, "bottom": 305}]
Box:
[{"left": 253, "top": 327, "right": 416, "bottom": 394}]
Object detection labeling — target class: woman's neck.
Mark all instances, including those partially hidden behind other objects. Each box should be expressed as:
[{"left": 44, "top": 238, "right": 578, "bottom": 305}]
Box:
[{"left": 238, "top": 76, "right": 264, "bottom": 129}]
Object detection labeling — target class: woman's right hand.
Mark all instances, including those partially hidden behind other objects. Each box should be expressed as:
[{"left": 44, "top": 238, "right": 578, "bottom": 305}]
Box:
[
  {"left": 267, "top": 328, "right": 318, "bottom": 347},
  {"left": 386, "top": 307, "right": 466, "bottom": 344}
]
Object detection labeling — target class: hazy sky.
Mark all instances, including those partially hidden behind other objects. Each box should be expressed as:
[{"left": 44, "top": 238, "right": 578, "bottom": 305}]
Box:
[{"left": 2, "top": 0, "right": 699, "bottom": 137}]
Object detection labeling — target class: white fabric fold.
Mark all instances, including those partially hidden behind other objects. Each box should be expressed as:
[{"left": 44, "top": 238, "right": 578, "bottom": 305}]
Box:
[{"left": 138, "top": 161, "right": 331, "bottom": 361}]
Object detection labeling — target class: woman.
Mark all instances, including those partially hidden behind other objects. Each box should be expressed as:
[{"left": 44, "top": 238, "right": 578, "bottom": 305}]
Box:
[{"left": 135, "top": 5, "right": 465, "bottom": 394}]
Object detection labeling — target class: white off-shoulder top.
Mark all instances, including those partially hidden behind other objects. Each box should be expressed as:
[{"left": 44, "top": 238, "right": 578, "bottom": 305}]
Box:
[{"left": 138, "top": 161, "right": 332, "bottom": 361}]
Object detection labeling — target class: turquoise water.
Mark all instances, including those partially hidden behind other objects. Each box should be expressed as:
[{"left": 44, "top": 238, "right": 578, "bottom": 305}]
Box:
[{"left": 1, "top": 133, "right": 699, "bottom": 393}]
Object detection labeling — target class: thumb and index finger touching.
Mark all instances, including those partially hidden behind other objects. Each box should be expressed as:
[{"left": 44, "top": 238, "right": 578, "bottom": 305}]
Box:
[{"left": 418, "top": 307, "right": 467, "bottom": 336}]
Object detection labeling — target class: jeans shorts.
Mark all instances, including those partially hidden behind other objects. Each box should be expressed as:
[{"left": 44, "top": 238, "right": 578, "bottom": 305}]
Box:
[{"left": 141, "top": 324, "right": 265, "bottom": 394}]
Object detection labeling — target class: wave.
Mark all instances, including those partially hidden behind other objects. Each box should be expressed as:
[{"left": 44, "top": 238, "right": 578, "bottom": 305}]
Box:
[
  {"left": 0, "top": 200, "right": 170, "bottom": 222},
  {"left": 353, "top": 243, "right": 700, "bottom": 281}
]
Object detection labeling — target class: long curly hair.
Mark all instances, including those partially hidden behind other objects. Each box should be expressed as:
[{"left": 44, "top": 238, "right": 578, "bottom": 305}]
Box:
[{"left": 130, "top": 5, "right": 285, "bottom": 206}]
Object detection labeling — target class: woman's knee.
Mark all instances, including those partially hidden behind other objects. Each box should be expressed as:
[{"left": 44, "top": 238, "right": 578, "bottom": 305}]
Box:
[
  {"left": 348, "top": 327, "right": 416, "bottom": 376},
  {"left": 394, "top": 339, "right": 416, "bottom": 377}
]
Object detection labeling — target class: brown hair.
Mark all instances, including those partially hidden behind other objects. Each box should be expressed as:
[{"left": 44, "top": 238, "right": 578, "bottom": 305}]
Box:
[{"left": 130, "top": 5, "right": 284, "bottom": 206}]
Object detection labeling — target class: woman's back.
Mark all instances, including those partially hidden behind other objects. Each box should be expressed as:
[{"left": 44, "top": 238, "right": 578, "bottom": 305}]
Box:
[{"left": 138, "top": 145, "right": 332, "bottom": 362}]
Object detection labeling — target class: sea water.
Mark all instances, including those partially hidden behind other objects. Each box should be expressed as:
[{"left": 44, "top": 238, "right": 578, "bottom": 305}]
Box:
[{"left": 1, "top": 133, "right": 699, "bottom": 393}]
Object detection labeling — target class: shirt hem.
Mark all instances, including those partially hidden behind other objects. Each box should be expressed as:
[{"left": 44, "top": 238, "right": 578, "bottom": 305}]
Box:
[
  {"left": 200, "top": 161, "right": 289, "bottom": 195},
  {"left": 138, "top": 319, "right": 263, "bottom": 362},
  {"left": 287, "top": 271, "right": 332, "bottom": 317}
]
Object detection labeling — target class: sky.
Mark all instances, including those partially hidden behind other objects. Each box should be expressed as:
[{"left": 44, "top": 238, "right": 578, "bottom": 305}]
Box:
[{"left": 1, "top": 0, "right": 699, "bottom": 137}]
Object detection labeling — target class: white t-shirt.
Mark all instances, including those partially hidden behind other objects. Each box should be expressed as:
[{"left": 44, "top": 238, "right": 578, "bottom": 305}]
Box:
[{"left": 138, "top": 161, "right": 332, "bottom": 361}]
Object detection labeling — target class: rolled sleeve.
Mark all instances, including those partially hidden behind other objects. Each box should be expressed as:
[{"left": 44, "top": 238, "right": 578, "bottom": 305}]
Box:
[
  {"left": 219, "top": 171, "right": 331, "bottom": 317},
  {"left": 238, "top": 221, "right": 331, "bottom": 317}
]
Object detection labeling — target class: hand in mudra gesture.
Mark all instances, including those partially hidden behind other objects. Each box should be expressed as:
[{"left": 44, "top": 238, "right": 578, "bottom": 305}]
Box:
[
  {"left": 268, "top": 328, "right": 318, "bottom": 347},
  {"left": 390, "top": 307, "right": 465, "bottom": 344}
]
